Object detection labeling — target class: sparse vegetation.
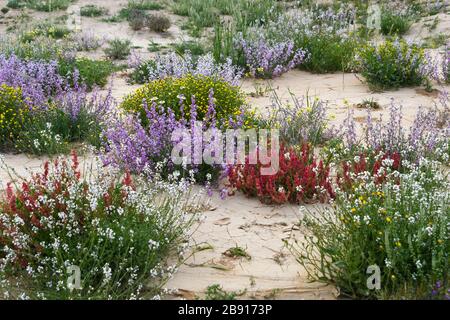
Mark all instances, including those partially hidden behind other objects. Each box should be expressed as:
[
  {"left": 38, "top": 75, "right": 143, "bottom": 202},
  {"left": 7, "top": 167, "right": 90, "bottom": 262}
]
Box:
[
  {"left": 104, "top": 38, "right": 132, "bottom": 60},
  {"left": 146, "top": 13, "right": 171, "bottom": 32}
]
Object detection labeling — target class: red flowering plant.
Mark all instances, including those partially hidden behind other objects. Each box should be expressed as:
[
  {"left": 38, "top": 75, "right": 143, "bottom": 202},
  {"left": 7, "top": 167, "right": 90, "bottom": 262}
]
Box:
[
  {"left": 336, "top": 150, "right": 402, "bottom": 193},
  {"left": 228, "top": 144, "right": 334, "bottom": 204},
  {"left": 0, "top": 151, "right": 197, "bottom": 299}
]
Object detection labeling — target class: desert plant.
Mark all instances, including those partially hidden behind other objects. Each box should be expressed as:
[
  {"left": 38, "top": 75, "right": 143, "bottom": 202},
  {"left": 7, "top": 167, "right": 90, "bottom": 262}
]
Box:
[
  {"left": 146, "top": 13, "right": 171, "bottom": 32},
  {"left": 0, "top": 152, "right": 197, "bottom": 299},
  {"left": 0, "top": 85, "right": 29, "bottom": 151},
  {"left": 104, "top": 39, "right": 131, "bottom": 60},
  {"left": 0, "top": 34, "right": 77, "bottom": 62},
  {"left": 380, "top": 7, "right": 412, "bottom": 36},
  {"left": 204, "top": 284, "right": 237, "bottom": 300},
  {"left": 261, "top": 92, "right": 335, "bottom": 147},
  {"left": 80, "top": 4, "right": 108, "bottom": 17},
  {"left": 296, "top": 33, "right": 359, "bottom": 73},
  {"left": 6, "top": 0, "right": 25, "bottom": 9},
  {"left": 20, "top": 23, "right": 71, "bottom": 42},
  {"left": 128, "top": 9, "right": 147, "bottom": 30},
  {"left": 121, "top": 74, "right": 245, "bottom": 125},
  {"left": 128, "top": 51, "right": 242, "bottom": 85},
  {"left": 228, "top": 143, "right": 334, "bottom": 204},
  {"left": 292, "top": 159, "right": 449, "bottom": 299},
  {"left": 358, "top": 39, "right": 425, "bottom": 90},
  {"left": 128, "top": 0, "right": 163, "bottom": 11},
  {"left": 58, "top": 58, "right": 115, "bottom": 90},
  {"left": 73, "top": 31, "right": 104, "bottom": 51},
  {"left": 31, "top": 0, "right": 73, "bottom": 12}
]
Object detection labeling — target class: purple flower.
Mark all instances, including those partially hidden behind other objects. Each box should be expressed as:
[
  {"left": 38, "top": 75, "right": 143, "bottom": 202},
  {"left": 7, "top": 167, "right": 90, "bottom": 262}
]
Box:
[{"left": 237, "top": 34, "right": 309, "bottom": 79}]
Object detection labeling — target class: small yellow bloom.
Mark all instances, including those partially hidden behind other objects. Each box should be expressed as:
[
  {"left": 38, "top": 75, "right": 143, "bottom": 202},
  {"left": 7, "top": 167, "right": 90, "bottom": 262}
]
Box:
[{"left": 386, "top": 217, "right": 392, "bottom": 223}]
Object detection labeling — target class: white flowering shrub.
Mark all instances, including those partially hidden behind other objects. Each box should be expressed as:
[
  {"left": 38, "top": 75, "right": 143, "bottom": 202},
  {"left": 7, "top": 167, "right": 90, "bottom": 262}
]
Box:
[
  {"left": 291, "top": 158, "right": 449, "bottom": 299},
  {"left": 0, "top": 151, "right": 198, "bottom": 299}
]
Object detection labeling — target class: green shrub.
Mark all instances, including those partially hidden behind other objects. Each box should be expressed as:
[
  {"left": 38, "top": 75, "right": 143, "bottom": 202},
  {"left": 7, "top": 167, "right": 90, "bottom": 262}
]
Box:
[
  {"left": 128, "top": 8, "right": 147, "bottom": 30},
  {"left": 172, "top": 41, "right": 205, "bottom": 56},
  {"left": 16, "top": 117, "right": 69, "bottom": 155},
  {"left": 20, "top": 23, "right": 71, "bottom": 43},
  {"left": 292, "top": 160, "right": 449, "bottom": 299},
  {"left": 128, "top": 0, "right": 163, "bottom": 11},
  {"left": 146, "top": 13, "right": 171, "bottom": 32},
  {"left": 204, "top": 284, "right": 237, "bottom": 300},
  {"left": 358, "top": 39, "right": 425, "bottom": 90},
  {"left": 104, "top": 39, "right": 131, "bottom": 60},
  {"left": 58, "top": 58, "right": 115, "bottom": 90},
  {"left": 381, "top": 10, "right": 411, "bottom": 36},
  {"left": 0, "top": 155, "right": 195, "bottom": 299},
  {"left": 6, "top": 0, "right": 26, "bottom": 9},
  {"left": 31, "top": 0, "right": 73, "bottom": 12},
  {"left": 296, "top": 33, "right": 359, "bottom": 73},
  {"left": 0, "top": 84, "right": 29, "bottom": 151},
  {"left": 121, "top": 74, "right": 245, "bottom": 125},
  {"left": 80, "top": 4, "right": 108, "bottom": 17},
  {"left": 0, "top": 35, "right": 76, "bottom": 62},
  {"left": 109, "top": 0, "right": 163, "bottom": 22}
]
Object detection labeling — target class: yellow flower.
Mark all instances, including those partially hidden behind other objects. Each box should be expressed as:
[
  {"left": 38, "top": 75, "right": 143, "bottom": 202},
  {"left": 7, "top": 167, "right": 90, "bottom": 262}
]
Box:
[{"left": 386, "top": 217, "right": 392, "bottom": 223}]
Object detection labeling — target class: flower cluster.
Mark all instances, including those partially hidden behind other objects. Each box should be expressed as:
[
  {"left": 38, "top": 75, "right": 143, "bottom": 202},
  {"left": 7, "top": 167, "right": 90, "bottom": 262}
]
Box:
[
  {"left": 73, "top": 31, "right": 105, "bottom": 52},
  {"left": 0, "top": 85, "right": 29, "bottom": 150},
  {"left": 357, "top": 39, "right": 425, "bottom": 90},
  {"left": 0, "top": 54, "right": 114, "bottom": 154},
  {"left": 122, "top": 74, "right": 246, "bottom": 126},
  {"left": 337, "top": 150, "right": 402, "bottom": 192},
  {"left": 228, "top": 144, "right": 334, "bottom": 204},
  {"left": 295, "top": 158, "right": 449, "bottom": 299},
  {"left": 130, "top": 51, "right": 242, "bottom": 86},
  {"left": 237, "top": 35, "right": 309, "bottom": 78},
  {"left": 0, "top": 54, "right": 64, "bottom": 108},
  {"left": 341, "top": 96, "right": 450, "bottom": 163},
  {"left": 103, "top": 90, "right": 245, "bottom": 184},
  {"left": 261, "top": 93, "right": 336, "bottom": 146},
  {"left": 0, "top": 151, "right": 198, "bottom": 299}
]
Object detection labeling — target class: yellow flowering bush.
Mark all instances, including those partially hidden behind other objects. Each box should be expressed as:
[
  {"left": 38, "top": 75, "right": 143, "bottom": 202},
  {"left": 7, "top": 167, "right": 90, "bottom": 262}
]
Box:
[
  {"left": 0, "top": 84, "right": 29, "bottom": 150},
  {"left": 121, "top": 74, "right": 246, "bottom": 126}
]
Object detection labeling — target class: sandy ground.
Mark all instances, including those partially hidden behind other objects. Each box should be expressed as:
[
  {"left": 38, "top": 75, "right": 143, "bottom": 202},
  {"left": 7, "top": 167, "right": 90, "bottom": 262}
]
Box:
[
  {"left": 164, "top": 192, "right": 337, "bottom": 300},
  {"left": 0, "top": 0, "right": 449, "bottom": 299}
]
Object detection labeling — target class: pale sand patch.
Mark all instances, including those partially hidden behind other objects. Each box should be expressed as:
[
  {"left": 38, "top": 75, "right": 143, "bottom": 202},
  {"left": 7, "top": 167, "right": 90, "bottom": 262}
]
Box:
[
  {"left": 241, "top": 70, "right": 450, "bottom": 127},
  {"left": 164, "top": 191, "right": 337, "bottom": 300}
]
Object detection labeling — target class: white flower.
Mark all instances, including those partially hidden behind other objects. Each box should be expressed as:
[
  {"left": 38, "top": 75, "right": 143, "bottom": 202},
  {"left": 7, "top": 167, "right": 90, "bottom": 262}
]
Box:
[
  {"left": 102, "top": 263, "right": 112, "bottom": 285},
  {"left": 148, "top": 239, "right": 160, "bottom": 250},
  {"left": 415, "top": 260, "right": 423, "bottom": 269},
  {"left": 385, "top": 259, "right": 392, "bottom": 268}
]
